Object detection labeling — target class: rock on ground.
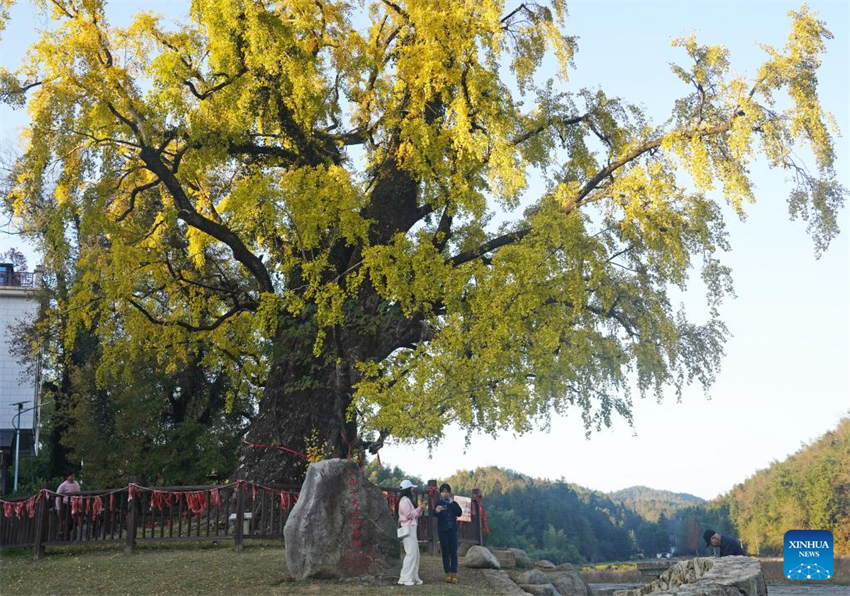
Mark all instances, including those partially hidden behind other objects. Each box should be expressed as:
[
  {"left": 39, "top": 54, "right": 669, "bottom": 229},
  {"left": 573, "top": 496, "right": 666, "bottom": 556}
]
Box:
[
  {"left": 549, "top": 569, "right": 592, "bottom": 596},
  {"left": 465, "top": 545, "right": 502, "bottom": 569},
  {"left": 483, "top": 569, "right": 536, "bottom": 596},
  {"left": 614, "top": 557, "right": 767, "bottom": 596},
  {"left": 508, "top": 547, "right": 535, "bottom": 568},
  {"left": 491, "top": 549, "right": 518, "bottom": 568},
  {"left": 520, "top": 583, "right": 563, "bottom": 596},
  {"left": 284, "top": 458, "right": 399, "bottom": 579},
  {"left": 536, "top": 560, "right": 557, "bottom": 570},
  {"left": 517, "top": 569, "right": 550, "bottom": 585}
]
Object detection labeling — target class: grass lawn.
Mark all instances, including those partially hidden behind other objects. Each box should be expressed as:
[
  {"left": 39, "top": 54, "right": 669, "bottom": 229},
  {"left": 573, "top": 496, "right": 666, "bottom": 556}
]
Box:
[{"left": 0, "top": 542, "right": 491, "bottom": 596}]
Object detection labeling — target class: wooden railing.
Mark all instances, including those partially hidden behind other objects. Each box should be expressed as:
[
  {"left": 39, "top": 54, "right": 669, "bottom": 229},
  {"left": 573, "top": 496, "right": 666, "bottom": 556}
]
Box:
[{"left": 1, "top": 479, "right": 486, "bottom": 559}]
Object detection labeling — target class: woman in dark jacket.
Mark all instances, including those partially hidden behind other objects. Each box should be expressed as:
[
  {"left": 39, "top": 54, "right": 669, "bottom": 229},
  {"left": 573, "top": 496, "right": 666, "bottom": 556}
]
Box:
[{"left": 432, "top": 483, "right": 463, "bottom": 583}]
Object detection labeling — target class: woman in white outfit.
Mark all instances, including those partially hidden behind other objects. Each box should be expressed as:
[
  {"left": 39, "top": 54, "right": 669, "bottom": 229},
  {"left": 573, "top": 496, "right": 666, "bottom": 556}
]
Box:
[{"left": 397, "top": 479, "right": 425, "bottom": 586}]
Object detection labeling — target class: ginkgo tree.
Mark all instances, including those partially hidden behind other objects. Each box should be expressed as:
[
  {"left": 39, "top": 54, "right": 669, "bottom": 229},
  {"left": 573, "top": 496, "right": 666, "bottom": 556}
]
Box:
[{"left": 1, "top": 0, "right": 844, "bottom": 484}]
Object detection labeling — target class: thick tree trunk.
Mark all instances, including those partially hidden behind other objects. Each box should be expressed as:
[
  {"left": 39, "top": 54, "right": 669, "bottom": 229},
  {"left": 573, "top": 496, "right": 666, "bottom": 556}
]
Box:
[
  {"left": 233, "top": 137, "right": 429, "bottom": 486},
  {"left": 231, "top": 359, "right": 356, "bottom": 485},
  {"left": 232, "top": 316, "right": 359, "bottom": 485},
  {"left": 232, "top": 285, "right": 427, "bottom": 485}
]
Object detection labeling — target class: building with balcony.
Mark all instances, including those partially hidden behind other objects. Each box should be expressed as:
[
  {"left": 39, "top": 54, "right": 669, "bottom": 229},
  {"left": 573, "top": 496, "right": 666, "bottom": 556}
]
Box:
[{"left": 0, "top": 263, "right": 42, "bottom": 495}]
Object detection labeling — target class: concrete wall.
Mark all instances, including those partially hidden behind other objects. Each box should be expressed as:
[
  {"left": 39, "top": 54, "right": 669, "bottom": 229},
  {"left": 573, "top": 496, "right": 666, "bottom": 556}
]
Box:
[{"left": 0, "top": 287, "right": 40, "bottom": 431}]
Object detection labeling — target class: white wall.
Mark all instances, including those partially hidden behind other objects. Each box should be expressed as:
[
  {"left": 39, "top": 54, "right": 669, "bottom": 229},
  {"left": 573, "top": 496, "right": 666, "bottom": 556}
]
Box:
[{"left": 0, "top": 288, "right": 39, "bottom": 431}]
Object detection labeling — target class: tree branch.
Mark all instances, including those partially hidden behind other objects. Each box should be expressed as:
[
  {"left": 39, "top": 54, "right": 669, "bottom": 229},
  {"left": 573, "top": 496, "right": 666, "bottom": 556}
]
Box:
[
  {"left": 227, "top": 141, "right": 300, "bottom": 165},
  {"left": 511, "top": 113, "right": 589, "bottom": 146},
  {"left": 127, "top": 296, "right": 259, "bottom": 332},
  {"left": 183, "top": 68, "right": 247, "bottom": 101},
  {"left": 134, "top": 146, "right": 274, "bottom": 294},
  {"left": 117, "top": 179, "right": 161, "bottom": 222},
  {"left": 450, "top": 117, "right": 743, "bottom": 267},
  {"left": 448, "top": 227, "right": 531, "bottom": 267}
]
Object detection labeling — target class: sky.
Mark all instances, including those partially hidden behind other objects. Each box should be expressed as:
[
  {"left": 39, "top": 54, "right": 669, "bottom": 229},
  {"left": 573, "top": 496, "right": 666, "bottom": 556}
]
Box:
[{"left": 1, "top": 1, "right": 848, "bottom": 501}]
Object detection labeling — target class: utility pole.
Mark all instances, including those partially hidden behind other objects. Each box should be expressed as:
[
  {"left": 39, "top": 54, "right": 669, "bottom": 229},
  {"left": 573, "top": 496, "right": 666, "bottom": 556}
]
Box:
[{"left": 12, "top": 401, "right": 29, "bottom": 491}]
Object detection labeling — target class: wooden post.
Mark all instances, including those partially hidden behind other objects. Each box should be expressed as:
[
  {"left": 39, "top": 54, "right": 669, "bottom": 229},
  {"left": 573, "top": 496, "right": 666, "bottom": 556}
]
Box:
[
  {"left": 33, "top": 486, "right": 50, "bottom": 559},
  {"left": 234, "top": 483, "right": 245, "bottom": 551},
  {"left": 0, "top": 451, "right": 6, "bottom": 497},
  {"left": 125, "top": 486, "right": 137, "bottom": 554},
  {"left": 427, "top": 479, "right": 438, "bottom": 555},
  {"left": 471, "top": 488, "right": 483, "bottom": 547}
]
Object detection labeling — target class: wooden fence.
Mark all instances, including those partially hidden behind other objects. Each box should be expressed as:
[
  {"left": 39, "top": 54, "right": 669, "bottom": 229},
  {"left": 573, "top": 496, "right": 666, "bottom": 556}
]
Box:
[{"left": 0, "top": 479, "right": 486, "bottom": 559}]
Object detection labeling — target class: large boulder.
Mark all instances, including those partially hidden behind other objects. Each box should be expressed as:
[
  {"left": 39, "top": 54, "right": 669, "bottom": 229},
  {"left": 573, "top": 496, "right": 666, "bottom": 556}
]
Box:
[
  {"left": 458, "top": 542, "right": 474, "bottom": 557},
  {"left": 508, "top": 547, "right": 535, "bottom": 568},
  {"left": 614, "top": 557, "right": 767, "bottom": 596},
  {"left": 549, "top": 569, "right": 592, "bottom": 596},
  {"left": 284, "top": 458, "right": 399, "bottom": 579},
  {"left": 517, "top": 569, "right": 549, "bottom": 585},
  {"left": 482, "top": 569, "right": 534, "bottom": 596},
  {"left": 465, "top": 545, "right": 502, "bottom": 569},
  {"left": 491, "top": 549, "right": 518, "bottom": 568},
  {"left": 519, "top": 584, "right": 562, "bottom": 596}
]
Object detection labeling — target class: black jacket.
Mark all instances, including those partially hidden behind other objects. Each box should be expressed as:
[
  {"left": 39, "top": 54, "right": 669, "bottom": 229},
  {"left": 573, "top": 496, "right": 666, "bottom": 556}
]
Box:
[
  {"left": 719, "top": 535, "right": 746, "bottom": 556},
  {"left": 432, "top": 498, "right": 462, "bottom": 532}
]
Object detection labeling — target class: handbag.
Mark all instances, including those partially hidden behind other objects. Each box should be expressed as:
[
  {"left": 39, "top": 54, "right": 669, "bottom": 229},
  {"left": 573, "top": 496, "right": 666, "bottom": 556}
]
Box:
[{"left": 397, "top": 495, "right": 414, "bottom": 539}]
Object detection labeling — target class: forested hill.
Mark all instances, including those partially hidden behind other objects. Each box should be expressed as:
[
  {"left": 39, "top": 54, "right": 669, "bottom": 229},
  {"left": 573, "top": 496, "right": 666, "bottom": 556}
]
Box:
[
  {"left": 376, "top": 419, "right": 848, "bottom": 561},
  {"left": 669, "top": 416, "right": 850, "bottom": 556},
  {"left": 722, "top": 416, "right": 850, "bottom": 555},
  {"left": 608, "top": 486, "right": 704, "bottom": 522},
  {"left": 446, "top": 467, "right": 653, "bottom": 563}
]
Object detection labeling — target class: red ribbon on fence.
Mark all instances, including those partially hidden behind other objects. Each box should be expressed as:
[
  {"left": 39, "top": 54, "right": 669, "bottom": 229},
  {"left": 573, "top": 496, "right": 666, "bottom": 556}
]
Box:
[
  {"left": 109, "top": 492, "right": 115, "bottom": 513},
  {"left": 71, "top": 496, "right": 83, "bottom": 517},
  {"left": 26, "top": 491, "right": 41, "bottom": 518},
  {"left": 474, "top": 495, "right": 490, "bottom": 536},
  {"left": 210, "top": 489, "right": 221, "bottom": 508},
  {"left": 383, "top": 491, "right": 399, "bottom": 514},
  {"left": 240, "top": 439, "right": 308, "bottom": 459},
  {"left": 150, "top": 490, "right": 177, "bottom": 510},
  {"left": 3, "top": 502, "right": 12, "bottom": 518},
  {"left": 92, "top": 496, "right": 103, "bottom": 521},
  {"left": 185, "top": 491, "right": 207, "bottom": 515}
]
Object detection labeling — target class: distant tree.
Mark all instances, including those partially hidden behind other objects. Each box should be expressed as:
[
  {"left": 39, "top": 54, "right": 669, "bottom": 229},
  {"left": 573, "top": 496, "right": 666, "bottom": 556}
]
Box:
[
  {"left": 681, "top": 514, "right": 701, "bottom": 555},
  {"left": 363, "top": 459, "right": 423, "bottom": 489},
  {"left": 637, "top": 523, "right": 670, "bottom": 557},
  {"left": 0, "top": 247, "right": 27, "bottom": 270}
]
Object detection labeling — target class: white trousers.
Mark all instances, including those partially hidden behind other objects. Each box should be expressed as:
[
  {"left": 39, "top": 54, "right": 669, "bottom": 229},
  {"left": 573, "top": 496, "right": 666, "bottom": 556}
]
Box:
[{"left": 398, "top": 529, "right": 421, "bottom": 585}]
